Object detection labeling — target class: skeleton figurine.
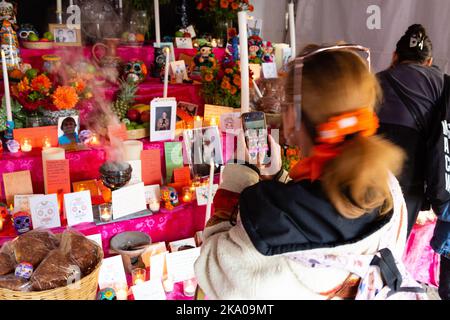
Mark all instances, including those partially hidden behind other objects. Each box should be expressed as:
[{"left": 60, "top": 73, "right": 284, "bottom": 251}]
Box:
[{"left": 0, "top": 19, "right": 21, "bottom": 70}]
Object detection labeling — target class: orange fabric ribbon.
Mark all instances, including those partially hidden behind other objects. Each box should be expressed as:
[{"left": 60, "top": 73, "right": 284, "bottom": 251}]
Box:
[{"left": 289, "top": 108, "right": 379, "bottom": 181}]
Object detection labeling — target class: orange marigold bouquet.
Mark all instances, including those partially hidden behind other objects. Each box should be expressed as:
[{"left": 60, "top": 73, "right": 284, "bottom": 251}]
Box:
[
  {"left": 12, "top": 72, "right": 92, "bottom": 112},
  {"left": 195, "top": 0, "right": 254, "bottom": 21}
]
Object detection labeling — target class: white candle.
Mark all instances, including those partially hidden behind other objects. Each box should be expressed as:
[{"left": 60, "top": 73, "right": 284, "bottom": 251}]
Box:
[
  {"left": 123, "top": 140, "right": 143, "bottom": 161},
  {"left": 154, "top": 0, "right": 161, "bottom": 44},
  {"left": 238, "top": 10, "right": 250, "bottom": 114},
  {"left": 274, "top": 43, "right": 290, "bottom": 71},
  {"left": 21, "top": 139, "right": 32, "bottom": 152},
  {"left": 288, "top": 1, "right": 296, "bottom": 61},
  {"left": 183, "top": 278, "right": 197, "bottom": 297},
  {"left": 42, "top": 147, "right": 65, "bottom": 194},
  {"left": 205, "top": 158, "right": 214, "bottom": 225},
  {"left": 194, "top": 116, "right": 203, "bottom": 129},
  {"left": 252, "top": 79, "right": 263, "bottom": 99},
  {"left": 162, "top": 276, "right": 174, "bottom": 293},
  {"left": 56, "top": 0, "right": 62, "bottom": 12},
  {"left": 163, "top": 47, "right": 170, "bottom": 98},
  {"left": 149, "top": 199, "right": 160, "bottom": 212},
  {"left": 1, "top": 50, "right": 12, "bottom": 122},
  {"left": 118, "top": 0, "right": 123, "bottom": 9}
]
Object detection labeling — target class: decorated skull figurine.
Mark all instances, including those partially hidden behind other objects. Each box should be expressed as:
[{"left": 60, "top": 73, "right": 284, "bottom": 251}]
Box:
[
  {"left": 161, "top": 186, "right": 179, "bottom": 210},
  {"left": 15, "top": 262, "right": 33, "bottom": 280},
  {"left": 122, "top": 59, "right": 148, "bottom": 84},
  {"left": 18, "top": 23, "right": 38, "bottom": 41},
  {"left": 97, "top": 288, "right": 117, "bottom": 300},
  {"left": 12, "top": 211, "right": 32, "bottom": 235}
]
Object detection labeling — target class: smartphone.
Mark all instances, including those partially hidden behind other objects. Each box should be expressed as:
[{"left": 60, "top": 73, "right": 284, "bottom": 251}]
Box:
[{"left": 241, "top": 111, "right": 270, "bottom": 165}]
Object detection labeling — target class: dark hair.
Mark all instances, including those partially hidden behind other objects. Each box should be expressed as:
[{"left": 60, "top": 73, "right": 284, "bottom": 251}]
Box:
[
  {"left": 60, "top": 117, "right": 76, "bottom": 130},
  {"left": 396, "top": 24, "right": 432, "bottom": 64}
]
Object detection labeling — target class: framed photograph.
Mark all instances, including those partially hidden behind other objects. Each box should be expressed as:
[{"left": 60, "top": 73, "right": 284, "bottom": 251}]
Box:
[
  {"left": 183, "top": 126, "right": 224, "bottom": 178},
  {"left": 150, "top": 98, "right": 177, "bottom": 142},
  {"left": 49, "top": 24, "right": 82, "bottom": 46},
  {"left": 58, "top": 115, "right": 80, "bottom": 146},
  {"left": 153, "top": 42, "right": 176, "bottom": 62},
  {"left": 247, "top": 16, "right": 263, "bottom": 37},
  {"left": 170, "top": 60, "right": 189, "bottom": 81}
]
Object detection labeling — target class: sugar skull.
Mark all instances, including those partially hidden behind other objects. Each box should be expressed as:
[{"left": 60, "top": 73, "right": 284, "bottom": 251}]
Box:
[
  {"left": 70, "top": 197, "right": 88, "bottom": 221},
  {"left": 15, "top": 262, "right": 33, "bottom": 280},
  {"left": 18, "top": 23, "right": 38, "bottom": 41},
  {"left": 13, "top": 211, "right": 32, "bottom": 235},
  {"left": 122, "top": 59, "right": 148, "bottom": 84},
  {"left": 161, "top": 186, "right": 179, "bottom": 210},
  {"left": 97, "top": 288, "right": 117, "bottom": 300}
]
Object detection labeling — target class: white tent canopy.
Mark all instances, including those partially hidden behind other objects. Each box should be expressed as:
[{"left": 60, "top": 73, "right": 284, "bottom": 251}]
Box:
[{"left": 253, "top": 0, "right": 450, "bottom": 73}]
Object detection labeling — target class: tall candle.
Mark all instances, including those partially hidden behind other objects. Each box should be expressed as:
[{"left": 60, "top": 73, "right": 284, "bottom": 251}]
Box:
[
  {"left": 205, "top": 158, "right": 214, "bottom": 226},
  {"left": 123, "top": 140, "right": 143, "bottom": 161},
  {"left": 1, "top": 50, "right": 12, "bottom": 122},
  {"left": 238, "top": 10, "right": 250, "bottom": 114},
  {"left": 56, "top": 0, "right": 62, "bottom": 12},
  {"left": 154, "top": 0, "right": 161, "bottom": 44},
  {"left": 42, "top": 147, "right": 65, "bottom": 194},
  {"left": 163, "top": 47, "right": 170, "bottom": 98},
  {"left": 288, "top": 1, "right": 296, "bottom": 60}
]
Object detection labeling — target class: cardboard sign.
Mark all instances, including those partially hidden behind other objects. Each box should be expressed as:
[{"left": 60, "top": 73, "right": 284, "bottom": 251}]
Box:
[
  {"left": 45, "top": 159, "right": 71, "bottom": 195},
  {"left": 165, "top": 247, "right": 201, "bottom": 282},
  {"left": 107, "top": 123, "right": 127, "bottom": 141},
  {"left": 262, "top": 62, "right": 278, "bottom": 79},
  {"left": 3, "top": 170, "right": 33, "bottom": 206},
  {"left": 126, "top": 160, "right": 142, "bottom": 185},
  {"left": 131, "top": 280, "right": 166, "bottom": 300},
  {"left": 112, "top": 182, "right": 147, "bottom": 220},
  {"left": 173, "top": 166, "right": 191, "bottom": 185},
  {"left": 204, "top": 104, "right": 235, "bottom": 126},
  {"left": 64, "top": 191, "right": 94, "bottom": 227},
  {"left": 98, "top": 255, "right": 127, "bottom": 290},
  {"left": 164, "top": 142, "right": 183, "bottom": 183},
  {"left": 13, "top": 126, "right": 58, "bottom": 148},
  {"left": 29, "top": 194, "right": 61, "bottom": 229},
  {"left": 196, "top": 184, "right": 219, "bottom": 206},
  {"left": 141, "top": 149, "right": 162, "bottom": 186}
]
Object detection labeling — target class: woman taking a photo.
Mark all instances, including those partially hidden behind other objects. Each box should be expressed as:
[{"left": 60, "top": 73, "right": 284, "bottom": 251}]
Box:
[{"left": 194, "top": 46, "right": 410, "bottom": 299}]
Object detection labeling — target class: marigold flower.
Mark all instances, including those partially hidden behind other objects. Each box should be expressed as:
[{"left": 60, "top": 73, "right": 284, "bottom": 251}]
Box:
[
  {"left": 220, "top": 0, "right": 229, "bottom": 8},
  {"left": 52, "top": 86, "right": 79, "bottom": 110},
  {"left": 70, "top": 78, "right": 86, "bottom": 94},
  {"left": 230, "top": 85, "right": 237, "bottom": 95},
  {"left": 231, "top": 2, "right": 239, "bottom": 10},
  {"left": 31, "top": 74, "right": 52, "bottom": 93},
  {"left": 233, "top": 75, "right": 241, "bottom": 86},
  {"left": 225, "top": 68, "right": 234, "bottom": 74},
  {"left": 17, "top": 77, "right": 30, "bottom": 92},
  {"left": 204, "top": 73, "right": 214, "bottom": 82}
]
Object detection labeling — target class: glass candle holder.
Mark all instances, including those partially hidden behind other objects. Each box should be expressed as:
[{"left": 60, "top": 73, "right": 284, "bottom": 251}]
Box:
[
  {"left": 99, "top": 203, "right": 113, "bottom": 222},
  {"left": 132, "top": 268, "right": 146, "bottom": 286},
  {"left": 149, "top": 199, "right": 160, "bottom": 212},
  {"left": 90, "top": 133, "right": 100, "bottom": 146},
  {"left": 113, "top": 282, "right": 129, "bottom": 300},
  {"left": 42, "top": 136, "right": 52, "bottom": 149},
  {"left": 182, "top": 187, "right": 193, "bottom": 203},
  {"left": 183, "top": 278, "right": 197, "bottom": 297},
  {"left": 162, "top": 275, "right": 174, "bottom": 293},
  {"left": 21, "top": 138, "right": 33, "bottom": 152}
]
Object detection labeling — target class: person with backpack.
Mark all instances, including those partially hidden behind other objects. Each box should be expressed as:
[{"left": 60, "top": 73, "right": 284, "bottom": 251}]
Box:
[
  {"left": 194, "top": 45, "right": 425, "bottom": 299},
  {"left": 377, "top": 24, "right": 449, "bottom": 300}
]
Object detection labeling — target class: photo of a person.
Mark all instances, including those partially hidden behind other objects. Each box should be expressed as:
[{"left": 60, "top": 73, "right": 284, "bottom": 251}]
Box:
[
  {"left": 58, "top": 116, "right": 80, "bottom": 145},
  {"left": 155, "top": 107, "right": 172, "bottom": 131},
  {"left": 184, "top": 127, "right": 223, "bottom": 177},
  {"left": 55, "top": 29, "right": 66, "bottom": 43},
  {"left": 66, "top": 29, "right": 76, "bottom": 42}
]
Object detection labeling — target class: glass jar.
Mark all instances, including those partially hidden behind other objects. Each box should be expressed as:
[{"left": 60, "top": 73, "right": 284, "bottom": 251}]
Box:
[{"left": 42, "top": 55, "right": 62, "bottom": 75}]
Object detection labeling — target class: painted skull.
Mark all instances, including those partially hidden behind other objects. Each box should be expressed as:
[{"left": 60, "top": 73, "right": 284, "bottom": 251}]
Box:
[
  {"left": 13, "top": 211, "right": 32, "bottom": 235},
  {"left": 161, "top": 186, "right": 179, "bottom": 210},
  {"left": 70, "top": 197, "right": 88, "bottom": 220},
  {"left": 36, "top": 201, "right": 56, "bottom": 225},
  {"left": 15, "top": 262, "right": 33, "bottom": 280},
  {"left": 122, "top": 59, "right": 147, "bottom": 84},
  {"left": 97, "top": 288, "right": 117, "bottom": 300},
  {"left": 18, "top": 24, "right": 38, "bottom": 41}
]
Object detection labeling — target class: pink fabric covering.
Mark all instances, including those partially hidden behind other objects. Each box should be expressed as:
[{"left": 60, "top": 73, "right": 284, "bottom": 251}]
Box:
[{"left": 403, "top": 221, "right": 441, "bottom": 287}]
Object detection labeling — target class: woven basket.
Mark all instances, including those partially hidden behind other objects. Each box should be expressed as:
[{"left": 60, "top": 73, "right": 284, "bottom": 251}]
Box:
[{"left": 0, "top": 253, "right": 103, "bottom": 300}]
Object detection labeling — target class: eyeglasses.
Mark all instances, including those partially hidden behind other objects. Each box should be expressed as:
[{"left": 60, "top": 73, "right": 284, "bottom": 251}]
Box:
[{"left": 293, "top": 44, "right": 371, "bottom": 130}]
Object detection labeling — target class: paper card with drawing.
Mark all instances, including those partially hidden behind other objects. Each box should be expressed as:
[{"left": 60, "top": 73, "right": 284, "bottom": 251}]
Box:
[
  {"left": 29, "top": 194, "right": 61, "bottom": 229},
  {"left": 64, "top": 191, "right": 94, "bottom": 227}
]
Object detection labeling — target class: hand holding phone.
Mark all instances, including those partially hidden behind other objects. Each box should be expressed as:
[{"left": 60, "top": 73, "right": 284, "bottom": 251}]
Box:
[{"left": 242, "top": 112, "right": 271, "bottom": 165}]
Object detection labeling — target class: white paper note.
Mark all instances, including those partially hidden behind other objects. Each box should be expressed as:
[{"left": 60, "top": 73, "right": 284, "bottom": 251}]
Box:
[
  {"left": 98, "top": 255, "right": 127, "bottom": 290},
  {"left": 112, "top": 182, "right": 147, "bottom": 219},
  {"left": 195, "top": 185, "right": 219, "bottom": 206},
  {"left": 149, "top": 252, "right": 167, "bottom": 281},
  {"left": 131, "top": 280, "right": 167, "bottom": 300},
  {"left": 64, "top": 190, "right": 94, "bottom": 227},
  {"left": 262, "top": 62, "right": 278, "bottom": 79},
  {"left": 126, "top": 160, "right": 143, "bottom": 185},
  {"left": 86, "top": 233, "right": 103, "bottom": 249},
  {"left": 166, "top": 247, "right": 201, "bottom": 282}
]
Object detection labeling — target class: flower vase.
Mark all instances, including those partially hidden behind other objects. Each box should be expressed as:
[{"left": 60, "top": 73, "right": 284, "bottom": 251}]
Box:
[{"left": 42, "top": 109, "right": 80, "bottom": 126}]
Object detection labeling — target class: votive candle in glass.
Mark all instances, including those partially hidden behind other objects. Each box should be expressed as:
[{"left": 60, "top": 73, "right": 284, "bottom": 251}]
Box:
[
  {"left": 114, "top": 282, "right": 129, "bottom": 300},
  {"left": 149, "top": 199, "right": 160, "bottom": 212},
  {"left": 21, "top": 138, "right": 32, "bottom": 152},
  {"left": 182, "top": 187, "right": 193, "bottom": 203},
  {"left": 162, "top": 275, "right": 174, "bottom": 293},
  {"left": 99, "top": 203, "right": 112, "bottom": 222},
  {"left": 42, "top": 136, "right": 51, "bottom": 149},
  {"left": 132, "top": 268, "right": 146, "bottom": 286},
  {"left": 183, "top": 278, "right": 197, "bottom": 297}
]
